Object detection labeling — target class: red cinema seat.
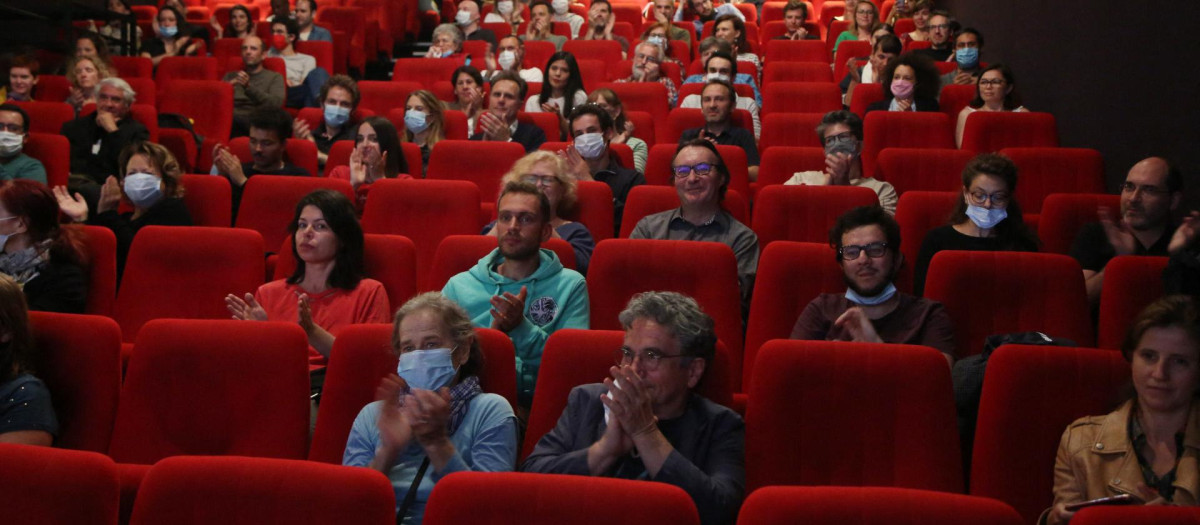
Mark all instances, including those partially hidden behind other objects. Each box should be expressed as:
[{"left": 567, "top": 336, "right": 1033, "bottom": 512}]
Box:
[
  {"left": 440, "top": 109, "right": 471, "bottom": 140},
  {"left": 1000, "top": 147, "right": 1106, "bottom": 217},
  {"left": 112, "top": 227, "right": 265, "bottom": 345},
  {"left": 1073, "top": 506, "right": 1200, "bottom": 524},
  {"left": 0, "top": 443, "right": 119, "bottom": 525},
  {"left": 392, "top": 58, "right": 466, "bottom": 89},
  {"left": 662, "top": 108, "right": 755, "bottom": 146},
  {"left": 179, "top": 174, "right": 232, "bottom": 227},
  {"left": 317, "top": 6, "right": 369, "bottom": 72},
  {"left": 597, "top": 82, "right": 671, "bottom": 142},
  {"left": 211, "top": 38, "right": 243, "bottom": 69},
  {"left": 874, "top": 148, "right": 973, "bottom": 196},
  {"left": 924, "top": 251, "right": 1094, "bottom": 357},
  {"left": 357, "top": 80, "right": 422, "bottom": 117},
  {"left": 562, "top": 180, "right": 615, "bottom": 242},
  {"left": 762, "top": 82, "right": 842, "bottom": 117},
  {"left": 16, "top": 101, "right": 75, "bottom": 134},
  {"left": 759, "top": 113, "right": 825, "bottom": 151},
  {"left": 28, "top": 311, "right": 122, "bottom": 453},
  {"left": 129, "top": 455, "right": 395, "bottom": 525},
  {"left": 426, "top": 234, "right": 576, "bottom": 291},
  {"left": 309, "top": 324, "right": 517, "bottom": 463},
  {"left": 520, "top": 329, "right": 735, "bottom": 462},
  {"left": 234, "top": 176, "right": 354, "bottom": 253},
  {"left": 128, "top": 103, "right": 159, "bottom": 142},
  {"left": 539, "top": 142, "right": 634, "bottom": 174},
  {"left": 81, "top": 225, "right": 118, "bottom": 317},
  {"left": 587, "top": 239, "right": 745, "bottom": 387},
  {"left": 158, "top": 80, "right": 234, "bottom": 167},
  {"left": 762, "top": 61, "right": 834, "bottom": 83},
  {"left": 762, "top": 1, "right": 816, "bottom": 24},
  {"left": 759, "top": 19, "right": 822, "bottom": 42},
  {"left": 295, "top": 40, "right": 336, "bottom": 75},
  {"left": 739, "top": 486, "right": 1023, "bottom": 525},
  {"left": 960, "top": 111, "right": 1059, "bottom": 153},
  {"left": 563, "top": 39, "right": 624, "bottom": 65},
  {"left": 518, "top": 111, "right": 563, "bottom": 142},
  {"left": 326, "top": 139, "right": 421, "bottom": 179},
  {"left": 832, "top": 40, "right": 871, "bottom": 83},
  {"left": 620, "top": 185, "right": 750, "bottom": 237},
  {"left": 970, "top": 345, "right": 1130, "bottom": 524},
  {"left": 893, "top": 191, "right": 957, "bottom": 293},
  {"left": 643, "top": 143, "right": 751, "bottom": 204},
  {"left": 111, "top": 55, "right": 154, "bottom": 79},
  {"left": 274, "top": 233, "right": 420, "bottom": 310},
  {"left": 755, "top": 146, "right": 826, "bottom": 196},
  {"left": 22, "top": 132, "right": 70, "bottom": 188},
  {"left": 228, "top": 136, "right": 320, "bottom": 179},
  {"left": 154, "top": 57, "right": 220, "bottom": 89},
  {"left": 746, "top": 340, "right": 962, "bottom": 492},
  {"left": 424, "top": 472, "right": 699, "bottom": 525},
  {"left": 32, "top": 75, "right": 72, "bottom": 103},
  {"left": 743, "top": 242, "right": 846, "bottom": 400},
  {"left": 940, "top": 84, "right": 976, "bottom": 120},
  {"left": 623, "top": 110, "right": 656, "bottom": 147},
  {"left": 751, "top": 184, "right": 878, "bottom": 246},
  {"left": 763, "top": 39, "right": 828, "bottom": 63},
  {"left": 861, "top": 111, "right": 956, "bottom": 177},
  {"left": 1097, "top": 255, "right": 1168, "bottom": 349},
  {"left": 522, "top": 39, "right": 558, "bottom": 71},
  {"left": 426, "top": 140, "right": 526, "bottom": 219},
  {"left": 1037, "top": 193, "right": 1120, "bottom": 255},
  {"left": 848, "top": 82, "right": 884, "bottom": 117},
  {"left": 360, "top": 179, "right": 482, "bottom": 291}
]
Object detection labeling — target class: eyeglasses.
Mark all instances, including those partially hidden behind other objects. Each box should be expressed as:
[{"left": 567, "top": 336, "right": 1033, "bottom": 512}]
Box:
[
  {"left": 614, "top": 347, "right": 690, "bottom": 371},
  {"left": 634, "top": 53, "right": 661, "bottom": 64},
  {"left": 839, "top": 241, "right": 888, "bottom": 261},
  {"left": 672, "top": 163, "right": 718, "bottom": 179},
  {"left": 1120, "top": 182, "right": 1169, "bottom": 197},
  {"left": 823, "top": 131, "right": 856, "bottom": 146},
  {"left": 497, "top": 211, "right": 541, "bottom": 226},
  {"left": 523, "top": 174, "right": 559, "bottom": 186},
  {"left": 0, "top": 123, "right": 22, "bottom": 133},
  {"left": 968, "top": 191, "right": 1010, "bottom": 206},
  {"left": 929, "top": 23, "right": 950, "bottom": 30},
  {"left": 978, "top": 79, "right": 1005, "bottom": 86}
]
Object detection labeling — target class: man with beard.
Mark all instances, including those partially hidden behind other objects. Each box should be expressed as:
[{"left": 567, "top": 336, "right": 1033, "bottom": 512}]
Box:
[
  {"left": 1072, "top": 157, "right": 1182, "bottom": 306},
  {"left": 212, "top": 107, "right": 311, "bottom": 220},
  {"left": 443, "top": 181, "right": 590, "bottom": 408},
  {"left": 790, "top": 205, "right": 956, "bottom": 364}
]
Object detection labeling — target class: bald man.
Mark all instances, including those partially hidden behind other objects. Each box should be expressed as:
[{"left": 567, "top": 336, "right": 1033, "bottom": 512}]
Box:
[{"left": 223, "top": 35, "right": 286, "bottom": 137}]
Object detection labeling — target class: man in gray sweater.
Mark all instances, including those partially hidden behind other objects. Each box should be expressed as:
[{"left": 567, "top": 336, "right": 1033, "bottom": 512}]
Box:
[{"left": 223, "top": 36, "right": 285, "bottom": 137}]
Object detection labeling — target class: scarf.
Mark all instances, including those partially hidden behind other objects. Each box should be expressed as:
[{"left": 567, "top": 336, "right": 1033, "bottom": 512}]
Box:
[
  {"left": 446, "top": 375, "right": 483, "bottom": 435},
  {"left": 0, "top": 241, "right": 49, "bottom": 285}
]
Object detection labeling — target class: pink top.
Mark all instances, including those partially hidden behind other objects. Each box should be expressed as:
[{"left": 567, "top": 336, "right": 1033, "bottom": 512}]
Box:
[
  {"left": 327, "top": 165, "right": 413, "bottom": 212},
  {"left": 254, "top": 278, "right": 392, "bottom": 367}
]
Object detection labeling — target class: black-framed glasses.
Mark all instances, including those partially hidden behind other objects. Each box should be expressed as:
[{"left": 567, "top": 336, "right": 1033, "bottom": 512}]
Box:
[
  {"left": 672, "top": 163, "right": 717, "bottom": 179},
  {"left": 839, "top": 241, "right": 888, "bottom": 260},
  {"left": 968, "top": 191, "right": 1010, "bottom": 206},
  {"left": 614, "top": 347, "right": 689, "bottom": 371}
]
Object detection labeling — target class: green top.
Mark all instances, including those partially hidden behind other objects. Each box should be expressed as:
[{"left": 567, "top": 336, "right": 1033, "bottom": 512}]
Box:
[{"left": 0, "top": 153, "right": 47, "bottom": 185}]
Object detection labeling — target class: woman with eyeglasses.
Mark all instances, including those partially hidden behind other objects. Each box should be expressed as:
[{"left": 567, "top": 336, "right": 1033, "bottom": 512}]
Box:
[
  {"left": 912, "top": 153, "right": 1039, "bottom": 296},
  {"left": 833, "top": 0, "right": 882, "bottom": 54},
  {"left": 482, "top": 151, "right": 595, "bottom": 274},
  {"left": 955, "top": 64, "right": 1028, "bottom": 147}
]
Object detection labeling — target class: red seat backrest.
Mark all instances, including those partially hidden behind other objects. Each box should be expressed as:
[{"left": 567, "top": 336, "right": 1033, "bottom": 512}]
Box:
[
  {"left": 0, "top": 443, "right": 119, "bottom": 523},
  {"left": 596, "top": 82, "right": 670, "bottom": 142},
  {"left": 756, "top": 146, "right": 826, "bottom": 195},
  {"left": 759, "top": 113, "right": 825, "bottom": 150},
  {"left": 563, "top": 180, "right": 615, "bottom": 242},
  {"left": 358, "top": 80, "right": 422, "bottom": 117},
  {"left": 1071, "top": 506, "right": 1200, "bottom": 524},
  {"left": 751, "top": 184, "right": 878, "bottom": 246},
  {"left": 274, "top": 233, "right": 420, "bottom": 310},
  {"left": 740, "top": 486, "right": 1024, "bottom": 525},
  {"left": 154, "top": 56, "right": 220, "bottom": 87},
  {"left": 33, "top": 75, "right": 72, "bottom": 103},
  {"left": 234, "top": 175, "right": 353, "bottom": 252},
  {"left": 110, "top": 55, "right": 154, "bottom": 79},
  {"left": 211, "top": 38, "right": 243, "bottom": 69},
  {"left": 575, "top": 59, "right": 610, "bottom": 92},
  {"left": 22, "top": 132, "right": 70, "bottom": 188},
  {"left": 661, "top": 107, "right": 755, "bottom": 145},
  {"left": 1038, "top": 193, "right": 1121, "bottom": 255},
  {"left": 16, "top": 101, "right": 75, "bottom": 134},
  {"left": 309, "top": 324, "right": 518, "bottom": 463},
  {"left": 764, "top": 39, "right": 828, "bottom": 63},
  {"left": 862, "top": 111, "right": 956, "bottom": 177},
  {"left": 623, "top": 110, "right": 656, "bottom": 147},
  {"left": 762, "top": 61, "right": 834, "bottom": 83},
  {"left": 620, "top": 184, "right": 750, "bottom": 237},
  {"left": 893, "top": 191, "right": 958, "bottom": 293},
  {"left": 970, "top": 345, "right": 1130, "bottom": 524},
  {"left": 1001, "top": 147, "right": 1105, "bottom": 215},
  {"left": 940, "top": 83, "right": 977, "bottom": 120},
  {"left": 1097, "top": 256, "right": 1169, "bottom": 349},
  {"left": 874, "top": 148, "right": 973, "bottom": 196},
  {"left": 426, "top": 139, "right": 526, "bottom": 211},
  {"left": 112, "top": 227, "right": 266, "bottom": 343},
  {"left": 29, "top": 311, "right": 122, "bottom": 453},
  {"left": 563, "top": 39, "right": 624, "bottom": 65},
  {"left": 587, "top": 239, "right": 745, "bottom": 387},
  {"left": 924, "top": 251, "right": 1094, "bottom": 357},
  {"left": 746, "top": 340, "right": 963, "bottom": 492},
  {"left": 228, "top": 137, "right": 319, "bottom": 179},
  {"left": 81, "top": 225, "right": 118, "bottom": 317},
  {"left": 425, "top": 235, "right": 576, "bottom": 292},
  {"left": 831, "top": 39, "right": 872, "bottom": 83},
  {"left": 522, "top": 39, "right": 558, "bottom": 71},
  {"left": 295, "top": 40, "right": 336, "bottom": 74},
  {"left": 392, "top": 58, "right": 466, "bottom": 89},
  {"left": 109, "top": 319, "right": 310, "bottom": 464},
  {"left": 179, "top": 174, "right": 232, "bottom": 227},
  {"left": 848, "top": 81, "right": 884, "bottom": 117},
  {"left": 960, "top": 111, "right": 1059, "bottom": 153},
  {"left": 359, "top": 179, "right": 483, "bottom": 291},
  {"left": 762, "top": 82, "right": 842, "bottom": 116},
  {"left": 517, "top": 111, "right": 562, "bottom": 142},
  {"left": 158, "top": 80, "right": 234, "bottom": 145}
]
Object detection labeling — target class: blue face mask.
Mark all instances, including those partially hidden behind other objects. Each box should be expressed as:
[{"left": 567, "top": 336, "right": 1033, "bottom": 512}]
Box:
[
  {"left": 123, "top": 172, "right": 163, "bottom": 208},
  {"left": 955, "top": 46, "right": 979, "bottom": 69},
  {"left": 845, "top": 282, "right": 897, "bottom": 306},
  {"left": 966, "top": 203, "right": 1008, "bottom": 229},
  {"left": 323, "top": 104, "right": 350, "bottom": 127},
  {"left": 161, "top": 25, "right": 179, "bottom": 38},
  {"left": 404, "top": 109, "right": 429, "bottom": 133},
  {"left": 396, "top": 348, "right": 458, "bottom": 391}
]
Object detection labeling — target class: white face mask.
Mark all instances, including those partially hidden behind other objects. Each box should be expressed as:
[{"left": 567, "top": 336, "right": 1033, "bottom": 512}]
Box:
[
  {"left": 498, "top": 50, "right": 517, "bottom": 70},
  {"left": 123, "top": 172, "right": 163, "bottom": 208},
  {"left": 497, "top": 1, "right": 514, "bottom": 14},
  {"left": 455, "top": 9, "right": 474, "bottom": 26},
  {"left": 965, "top": 203, "right": 1008, "bottom": 229},
  {"left": 573, "top": 132, "right": 606, "bottom": 159},
  {"left": 552, "top": 0, "right": 569, "bottom": 14},
  {"left": 705, "top": 72, "right": 730, "bottom": 83},
  {"left": 0, "top": 131, "right": 22, "bottom": 157}
]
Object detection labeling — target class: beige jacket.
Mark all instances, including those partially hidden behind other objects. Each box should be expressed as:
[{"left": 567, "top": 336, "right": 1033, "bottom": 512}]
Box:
[{"left": 1042, "top": 399, "right": 1200, "bottom": 524}]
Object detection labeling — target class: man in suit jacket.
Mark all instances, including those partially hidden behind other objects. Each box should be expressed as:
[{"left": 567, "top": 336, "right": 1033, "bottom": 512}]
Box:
[{"left": 469, "top": 70, "right": 546, "bottom": 153}]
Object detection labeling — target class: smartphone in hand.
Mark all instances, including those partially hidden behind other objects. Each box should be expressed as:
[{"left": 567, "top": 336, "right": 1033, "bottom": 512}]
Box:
[{"left": 1064, "top": 494, "right": 1137, "bottom": 512}]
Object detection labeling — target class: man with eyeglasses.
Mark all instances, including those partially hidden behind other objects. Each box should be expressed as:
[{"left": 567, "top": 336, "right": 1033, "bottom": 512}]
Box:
[
  {"left": 784, "top": 110, "right": 897, "bottom": 214},
  {"left": 523, "top": 290, "right": 745, "bottom": 525},
  {"left": 563, "top": 104, "right": 645, "bottom": 237},
  {"left": 939, "top": 28, "right": 984, "bottom": 91},
  {"left": 679, "top": 78, "right": 759, "bottom": 182},
  {"left": 443, "top": 180, "right": 589, "bottom": 409},
  {"left": 1072, "top": 157, "right": 1183, "bottom": 306},
  {"left": 913, "top": 11, "right": 954, "bottom": 62},
  {"left": 0, "top": 104, "right": 47, "bottom": 184},
  {"left": 630, "top": 139, "right": 759, "bottom": 314},
  {"left": 792, "top": 206, "right": 956, "bottom": 364},
  {"left": 615, "top": 42, "right": 679, "bottom": 107}
]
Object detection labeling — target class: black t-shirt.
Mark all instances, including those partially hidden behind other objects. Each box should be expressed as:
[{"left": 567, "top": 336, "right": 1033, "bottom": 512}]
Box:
[
  {"left": 1070, "top": 221, "right": 1173, "bottom": 272},
  {"left": 465, "top": 28, "right": 498, "bottom": 50},
  {"left": 913, "top": 46, "right": 952, "bottom": 62},
  {"left": 314, "top": 123, "right": 356, "bottom": 155},
  {"left": 679, "top": 126, "right": 760, "bottom": 166}
]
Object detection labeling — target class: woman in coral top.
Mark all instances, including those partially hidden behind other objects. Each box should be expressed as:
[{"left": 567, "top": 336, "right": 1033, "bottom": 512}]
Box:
[{"left": 225, "top": 189, "right": 391, "bottom": 368}]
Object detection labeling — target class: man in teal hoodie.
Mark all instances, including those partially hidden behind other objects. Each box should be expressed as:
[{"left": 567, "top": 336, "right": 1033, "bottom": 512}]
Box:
[{"left": 443, "top": 180, "right": 590, "bottom": 408}]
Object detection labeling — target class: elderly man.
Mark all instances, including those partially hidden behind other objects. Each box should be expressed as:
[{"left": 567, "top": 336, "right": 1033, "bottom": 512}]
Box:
[
  {"left": 631, "top": 139, "right": 758, "bottom": 312},
  {"left": 583, "top": 0, "right": 630, "bottom": 57},
  {"left": 224, "top": 35, "right": 286, "bottom": 137},
  {"left": 791, "top": 205, "right": 956, "bottom": 363},
  {"left": 649, "top": 0, "right": 692, "bottom": 45},
  {"left": 456, "top": 0, "right": 498, "bottom": 49},
  {"left": 940, "top": 28, "right": 984, "bottom": 91},
  {"left": 681, "top": 38, "right": 761, "bottom": 108},
  {"left": 295, "top": 0, "right": 332, "bottom": 41},
  {"left": 615, "top": 41, "right": 678, "bottom": 107},
  {"left": 914, "top": 10, "right": 954, "bottom": 61},
  {"left": 563, "top": 104, "right": 645, "bottom": 237},
  {"left": 487, "top": 35, "right": 544, "bottom": 83},
  {"left": 784, "top": 110, "right": 897, "bottom": 214},
  {"left": 443, "top": 180, "right": 589, "bottom": 407},
  {"left": 61, "top": 77, "right": 149, "bottom": 204},
  {"left": 469, "top": 71, "right": 547, "bottom": 153},
  {"left": 678, "top": 51, "right": 760, "bottom": 139},
  {"left": 0, "top": 104, "right": 47, "bottom": 184},
  {"left": 679, "top": 79, "right": 759, "bottom": 181},
  {"left": 522, "top": 290, "right": 745, "bottom": 525},
  {"left": 1072, "top": 157, "right": 1183, "bottom": 306}
]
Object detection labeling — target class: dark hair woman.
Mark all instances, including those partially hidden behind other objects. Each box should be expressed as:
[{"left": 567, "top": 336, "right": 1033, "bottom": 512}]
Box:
[
  {"left": 0, "top": 180, "right": 89, "bottom": 313},
  {"left": 327, "top": 116, "right": 412, "bottom": 211},
  {"left": 0, "top": 273, "right": 58, "bottom": 446}
]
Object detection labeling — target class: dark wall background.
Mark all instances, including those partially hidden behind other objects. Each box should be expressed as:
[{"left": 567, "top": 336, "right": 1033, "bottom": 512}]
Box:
[{"left": 939, "top": 0, "right": 1200, "bottom": 208}]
